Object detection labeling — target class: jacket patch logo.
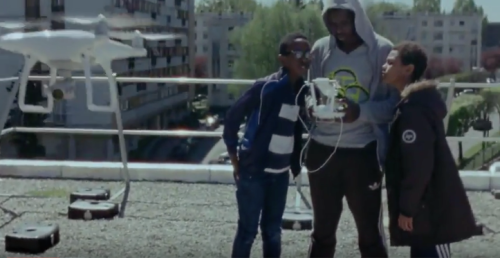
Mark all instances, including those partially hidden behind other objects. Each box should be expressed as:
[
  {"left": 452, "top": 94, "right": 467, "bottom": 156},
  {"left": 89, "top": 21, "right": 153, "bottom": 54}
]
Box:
[
  {"left": 368, "top": 182, "right": 380, "bottom": 190},
  {"left": 402, "top": 129, "right": 416, "bottom": 143}
]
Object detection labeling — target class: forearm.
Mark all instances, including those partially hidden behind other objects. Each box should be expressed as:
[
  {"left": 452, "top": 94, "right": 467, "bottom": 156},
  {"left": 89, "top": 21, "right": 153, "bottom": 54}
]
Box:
[{"left": 358, "top": 87, "right": 399, "bottom": 124}]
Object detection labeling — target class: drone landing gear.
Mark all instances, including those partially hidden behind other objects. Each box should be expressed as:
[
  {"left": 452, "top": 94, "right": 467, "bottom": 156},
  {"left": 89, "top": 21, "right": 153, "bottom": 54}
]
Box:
[
  {"left": 99, "top": 62, "right": 131, "bottom": 218},
  {"left": 18, "top": 57, "right": 55, "bottom": 114},
  {"left": 282, "top": 175, "right": 313, "bottom": 231}
]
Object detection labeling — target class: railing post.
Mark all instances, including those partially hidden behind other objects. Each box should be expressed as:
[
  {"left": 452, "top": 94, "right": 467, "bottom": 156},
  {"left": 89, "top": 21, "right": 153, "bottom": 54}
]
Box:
[{"left": 443, "top": 77, "right": 456, "bottom": 133}]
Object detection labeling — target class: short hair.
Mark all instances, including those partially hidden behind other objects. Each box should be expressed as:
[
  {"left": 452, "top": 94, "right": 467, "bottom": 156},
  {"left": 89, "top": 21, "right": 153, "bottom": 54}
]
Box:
[
  {"left": 279, "top": 32, "right": 308, "bottom": 55},
  {"left": 393, "top": 41, "right": 428, "bottom": 82}
]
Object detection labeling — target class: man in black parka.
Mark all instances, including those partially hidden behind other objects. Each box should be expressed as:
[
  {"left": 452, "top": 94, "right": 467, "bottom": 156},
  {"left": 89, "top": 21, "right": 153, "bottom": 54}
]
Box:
[{"left": 381, "top": 41, "right": 481, "bottom": 257}]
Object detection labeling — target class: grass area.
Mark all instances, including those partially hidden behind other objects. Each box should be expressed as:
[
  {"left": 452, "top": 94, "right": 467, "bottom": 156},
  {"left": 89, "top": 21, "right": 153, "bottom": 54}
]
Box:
[
  {"left": 25, "top": 188, "right": 69, "bottom": 198},
  {"left": 463, "top": 131, "right": 500, "bottom": 159}
]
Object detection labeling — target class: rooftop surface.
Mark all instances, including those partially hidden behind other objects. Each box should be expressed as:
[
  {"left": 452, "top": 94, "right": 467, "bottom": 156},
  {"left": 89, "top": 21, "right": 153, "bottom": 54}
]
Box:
[{"left": 0, "top": 178, "right": 497, "bottom": 257}]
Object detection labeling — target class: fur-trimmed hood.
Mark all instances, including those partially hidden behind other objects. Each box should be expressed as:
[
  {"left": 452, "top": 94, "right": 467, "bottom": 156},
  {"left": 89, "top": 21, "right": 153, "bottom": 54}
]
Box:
[
  {"left": 401, "top": 80, "right": 439, "bottom": 98},
  {"left": 398, "top": 80, "right": 447, "bottom": 120}
]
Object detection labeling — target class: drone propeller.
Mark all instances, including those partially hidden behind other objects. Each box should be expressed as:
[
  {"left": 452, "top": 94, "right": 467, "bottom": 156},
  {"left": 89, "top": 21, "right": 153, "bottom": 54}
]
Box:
[
  {"left": 53, "top": 13, "right": 159, "bottom": 29},
  {"left": 0, "top": 20, "right": 49, "bottom": 31},
  {"left": 109, "top": 31, "right": 185, "bottom": 41}
]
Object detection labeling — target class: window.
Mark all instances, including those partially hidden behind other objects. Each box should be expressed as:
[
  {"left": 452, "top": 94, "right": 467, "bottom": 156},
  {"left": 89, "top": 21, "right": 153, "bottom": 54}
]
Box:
[
  {"left": 432, "top": 46, "right": 443, "bottom": 54},
  {"left": 420, "top": 31, "right": 427, "bottom": 40},
  {"left": 459, "top": 20, "right": 465, "bottom": 26},
  {"left": 203, "top": 45, "right": 208, "bottom": 52},
  {"left": 433, "top": 32, "right": 443, "bottom": 40},
  {"left": 228, "top": 60, "right": 234, "bottom": 68},
  {"left": 136, "top": 83, "right": 146, "bottom": 92},
  {"left": 421, "top": 20, "right": 427, "bottom": 26},
  {"left": 167, "top": 16, "right": 171, "bottom": 23},
  {"left": 128, "top": 58, "right": 135, "bottom": 69},
  {"left": 228, "top": 26, "right": 234, "bottom": 31},
  {"left": 434, "top": 20, "right": 443, "bottom": 27},
  {"left": 203, "top": 33, "right": 208, "bottom": 39}
]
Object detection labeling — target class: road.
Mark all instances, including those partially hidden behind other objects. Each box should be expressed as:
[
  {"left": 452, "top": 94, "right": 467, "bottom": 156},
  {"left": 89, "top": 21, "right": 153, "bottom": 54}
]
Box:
[
  {"left": 448, "top": 113, "right": 500, "bottom": 160},
  {"left": 186, "top": 126, "right": 226, "bottom": 164},
  {"left": 0, "top": 178, "right": 497, "bottom": 257}
]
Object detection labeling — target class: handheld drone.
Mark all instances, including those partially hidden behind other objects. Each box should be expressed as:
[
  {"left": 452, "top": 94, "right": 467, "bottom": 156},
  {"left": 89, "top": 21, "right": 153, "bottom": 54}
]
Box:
[
  {"left": 0, "top": 13, "right": 185, "bottom": 113},
  {"left": 308, "top": 78, "right": 346, "bottom": 119}
]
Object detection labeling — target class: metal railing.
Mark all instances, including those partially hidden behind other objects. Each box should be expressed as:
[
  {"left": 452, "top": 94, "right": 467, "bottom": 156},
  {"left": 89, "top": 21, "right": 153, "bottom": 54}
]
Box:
[{"left": 1, "top": 75, "right": 499, "bottom": 218}]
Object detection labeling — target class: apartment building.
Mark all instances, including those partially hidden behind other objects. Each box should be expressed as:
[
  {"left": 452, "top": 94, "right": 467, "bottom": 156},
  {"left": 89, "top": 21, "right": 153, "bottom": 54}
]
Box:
[
  {"left": 483, "top": 22, "right": 500, "bottom": 49},
  {"left": 0, "top": 0, "right": 195, "bottom": 160},
  {"left": 194, "top": 12, "right": 251, "bottom": 107},
  {"left": 375, "top": 12, "right": 482, "bottom": 71}
]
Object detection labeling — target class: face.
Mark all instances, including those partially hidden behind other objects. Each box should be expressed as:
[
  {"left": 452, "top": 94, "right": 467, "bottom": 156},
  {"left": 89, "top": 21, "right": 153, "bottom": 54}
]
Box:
[
  {"left": 382, "top": 50, "right": 414, "bottom": 86},
  {"left": 325, "top": 9, "right": 356, "bottom": 42},
  {"left": 280, "top": 38, "right": 311, "bottom": 77}
]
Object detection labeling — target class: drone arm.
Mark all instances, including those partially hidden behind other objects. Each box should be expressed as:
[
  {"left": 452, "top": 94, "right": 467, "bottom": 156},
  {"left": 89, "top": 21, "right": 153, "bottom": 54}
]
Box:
[
  {"left": 18, "top": 58, "right": 54, "bottom": 114},
  {"left": 83, "top": 55, "right": 115, "bottom": 112}
]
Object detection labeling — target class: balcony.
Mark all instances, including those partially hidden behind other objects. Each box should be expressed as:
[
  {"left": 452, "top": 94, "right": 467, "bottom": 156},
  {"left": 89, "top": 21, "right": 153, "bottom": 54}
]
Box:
[{"left": 120, "top": 90, "right": 188, "bottom": 125}]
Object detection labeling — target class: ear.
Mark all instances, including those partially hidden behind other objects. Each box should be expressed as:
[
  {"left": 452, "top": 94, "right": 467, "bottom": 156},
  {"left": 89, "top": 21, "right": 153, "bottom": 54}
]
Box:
[
  {"left": 404, "top": 64, "right": 415, "bottom": 77},
  {"left": 278, "top": 55, "right": 286, "bottom": 66}
]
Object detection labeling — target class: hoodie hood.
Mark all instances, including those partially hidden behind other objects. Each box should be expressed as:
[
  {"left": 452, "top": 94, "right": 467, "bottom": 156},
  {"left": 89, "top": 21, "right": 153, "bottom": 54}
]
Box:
[
  {"left": 400, "top": 80, "right": 447, "bottom": 120},
  {"left": 322, "top": 0, "right": 377, "bottom": 50}
]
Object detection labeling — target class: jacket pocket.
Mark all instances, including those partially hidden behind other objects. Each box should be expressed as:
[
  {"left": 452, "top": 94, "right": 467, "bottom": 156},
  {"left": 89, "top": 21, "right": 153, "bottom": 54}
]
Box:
[{"left": 412, "top": 203, "right": 433, "bottom": 237}]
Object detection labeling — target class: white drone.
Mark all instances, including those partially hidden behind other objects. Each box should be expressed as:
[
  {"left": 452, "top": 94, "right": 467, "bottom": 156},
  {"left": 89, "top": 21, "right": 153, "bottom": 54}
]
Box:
[
  {"left": 308, "top": 78, "right": 345, "bottom": 119},
  {"left": 0, "top": 13, "right": 185, "bottom": 113}
]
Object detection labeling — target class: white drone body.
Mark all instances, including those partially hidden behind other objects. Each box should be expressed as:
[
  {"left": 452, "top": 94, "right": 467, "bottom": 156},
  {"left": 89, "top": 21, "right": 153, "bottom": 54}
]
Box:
[
  {"left": 308, "top": 78, "right": 345, "bottom": 120},
  {"left": 0, "top": 14, "right": 183, "bottom": 113}
]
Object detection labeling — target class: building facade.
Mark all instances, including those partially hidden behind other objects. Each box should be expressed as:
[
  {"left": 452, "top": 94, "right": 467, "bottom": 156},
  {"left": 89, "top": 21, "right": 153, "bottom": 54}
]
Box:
[
  {"left": 194, "top": 11, "right": 251, "bottom": 107},
  {"left": 0, "top": 0, "right": 195, "bottom": 160},
  {"left": 375, "top": 12, "right": 482, "bottom": 71}
]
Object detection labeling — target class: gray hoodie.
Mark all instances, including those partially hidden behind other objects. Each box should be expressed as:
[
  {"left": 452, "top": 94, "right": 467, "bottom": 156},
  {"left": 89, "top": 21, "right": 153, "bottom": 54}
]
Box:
[{"left": 308, "top": 0, "right": 399, "bottom": 162}]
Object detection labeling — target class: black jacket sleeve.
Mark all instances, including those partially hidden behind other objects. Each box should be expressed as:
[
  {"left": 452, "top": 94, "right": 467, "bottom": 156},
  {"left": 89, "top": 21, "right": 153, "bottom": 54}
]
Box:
[{"left": 398, "top": 106, "right": 436, "bottom": 217}]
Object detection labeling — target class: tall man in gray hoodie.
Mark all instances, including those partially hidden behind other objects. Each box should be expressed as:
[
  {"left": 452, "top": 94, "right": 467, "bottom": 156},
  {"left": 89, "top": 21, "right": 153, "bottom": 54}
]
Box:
[{"left": 305, "top": 0, "right": 399, "bottom": 257}]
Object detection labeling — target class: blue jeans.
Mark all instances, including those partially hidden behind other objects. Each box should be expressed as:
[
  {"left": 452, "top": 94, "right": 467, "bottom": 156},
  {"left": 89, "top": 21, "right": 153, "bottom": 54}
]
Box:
[
  {"left": 411, "top": 244, "right": 451, "bottom": 258},
  {"left": 231, "top": 171, "right": 290, "bottom": 258}
]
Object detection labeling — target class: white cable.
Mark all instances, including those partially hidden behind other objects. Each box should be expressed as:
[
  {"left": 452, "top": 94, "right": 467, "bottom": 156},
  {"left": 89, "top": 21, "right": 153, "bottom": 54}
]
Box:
[{"left": 295, "top": 82, "right": 343, "bottom": 174}]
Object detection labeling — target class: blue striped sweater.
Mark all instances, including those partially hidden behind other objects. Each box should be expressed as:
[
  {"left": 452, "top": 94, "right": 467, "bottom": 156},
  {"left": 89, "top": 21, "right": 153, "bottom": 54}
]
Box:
[{"left": 223, "top": 69, "right": 306, "bottom": 175}]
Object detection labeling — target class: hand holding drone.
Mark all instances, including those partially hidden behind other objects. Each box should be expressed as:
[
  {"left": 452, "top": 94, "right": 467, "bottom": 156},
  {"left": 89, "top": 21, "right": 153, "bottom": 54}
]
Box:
[{"left": 308, "top": 78, "right": 346, "bottom": 120}]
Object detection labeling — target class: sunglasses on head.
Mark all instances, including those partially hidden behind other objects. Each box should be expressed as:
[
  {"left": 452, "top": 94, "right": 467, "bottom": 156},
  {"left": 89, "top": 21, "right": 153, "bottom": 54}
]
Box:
[{"left": 283, "top": 50, "right": 311, "bottom": 59}]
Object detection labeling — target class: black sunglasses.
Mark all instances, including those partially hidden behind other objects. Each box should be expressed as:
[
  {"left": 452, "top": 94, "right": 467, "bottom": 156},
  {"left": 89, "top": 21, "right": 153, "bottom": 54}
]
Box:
[{"left": 284, "top": 50, "right": 311, "bottom": 59}]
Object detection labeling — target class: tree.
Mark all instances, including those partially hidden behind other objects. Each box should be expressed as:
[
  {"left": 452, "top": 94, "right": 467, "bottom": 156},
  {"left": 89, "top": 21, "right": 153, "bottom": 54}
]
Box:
[
  {"left": 451, "top": 0, "right": 487, "bottom": 32},
  {"left": 424, "top": 56, "right": 463, "bottom": 79},
  {"left": 230, "top": 1, "right": 327, "bottom": 80},
  {"left": 364, "top": 1, "right": 411, "bottom": 42},
  {"left": 196, "top": 0, "right": 259, "bottom": 13},
  {"left": 481, "top": 47, "right": 500, "bottom": 72},
  {"left": 412, "top": 0, "right": 441, "bottom": 13},
  {"left": 194, "top": 56, "right": 208, "bottom": 78}
]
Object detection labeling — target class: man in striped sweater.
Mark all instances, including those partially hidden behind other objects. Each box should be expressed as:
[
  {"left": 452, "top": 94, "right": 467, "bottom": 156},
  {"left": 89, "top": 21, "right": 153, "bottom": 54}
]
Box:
[{"left": 223, "top": 32, "right": 311, "bottom": 258}]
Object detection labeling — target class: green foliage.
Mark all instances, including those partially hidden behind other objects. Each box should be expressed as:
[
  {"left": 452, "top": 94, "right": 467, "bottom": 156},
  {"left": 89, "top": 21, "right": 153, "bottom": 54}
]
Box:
[
  {"left": 446, "top": 94, "right": 483, "bottom": 136},
  {"left": 364, "top": 1, "right": 411, "bottom": 42},
  {"left": 412, "top": 0, "right": 441, "bottom": 13},
  {"left": 230, "top": 1, "right": 327, "bottom": 80},
  {"left": 451, "top": 0, "right": 487, "bottom": 30},
  {"left": 196, "top": 0, "right": 259, "bottom": 13},
  {"left": 438, "top": 71, "right": 490, "bottom": 83}
]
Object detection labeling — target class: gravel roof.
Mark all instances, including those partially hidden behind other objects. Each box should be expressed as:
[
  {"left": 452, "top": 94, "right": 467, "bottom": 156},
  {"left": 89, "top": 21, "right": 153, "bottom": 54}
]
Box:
[{"left": 0, "top": 179, "right": 497, "bottom": 257}]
